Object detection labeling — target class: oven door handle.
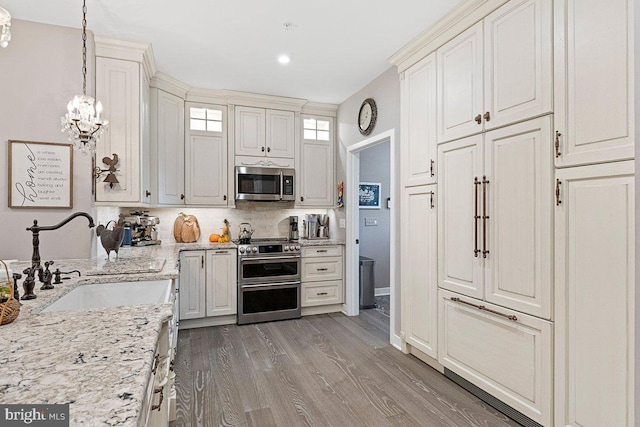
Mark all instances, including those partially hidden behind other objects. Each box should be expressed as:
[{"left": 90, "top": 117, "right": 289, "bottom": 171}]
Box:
[
  {"left": 241, "top": 255, "right": 301, "bottom": 262},
  {"left": 240, "top": 281, "right": 301, "bottom": 289}
]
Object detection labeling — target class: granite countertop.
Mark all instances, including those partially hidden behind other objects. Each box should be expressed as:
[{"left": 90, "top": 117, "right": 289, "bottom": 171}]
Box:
[
  {"left": 0, "top": 241, "right": 235, "bottom": 426},
  {"left": 0, "top": 237, "right": 346, "bottom": 425}
]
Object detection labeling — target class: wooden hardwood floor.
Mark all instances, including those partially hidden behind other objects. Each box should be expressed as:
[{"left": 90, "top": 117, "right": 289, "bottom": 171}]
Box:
[{"left": 170, "top": 309, "right": 521, "bottom": 427}]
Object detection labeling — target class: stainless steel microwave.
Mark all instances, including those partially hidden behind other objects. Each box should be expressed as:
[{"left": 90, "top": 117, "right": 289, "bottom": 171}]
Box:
[{"left": 235, "top": 166, "right": 295, "bottom": 201}]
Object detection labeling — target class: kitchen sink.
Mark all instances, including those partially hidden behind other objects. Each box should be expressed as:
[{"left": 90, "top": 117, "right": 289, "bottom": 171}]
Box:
[{"left": 42, "top": 279, "right": 173, "bottom": 312}]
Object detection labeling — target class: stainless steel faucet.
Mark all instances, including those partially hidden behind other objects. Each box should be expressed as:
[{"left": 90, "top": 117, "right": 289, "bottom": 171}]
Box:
[{"left": 22, "top": 212, "right": 95, "bottom": 300}]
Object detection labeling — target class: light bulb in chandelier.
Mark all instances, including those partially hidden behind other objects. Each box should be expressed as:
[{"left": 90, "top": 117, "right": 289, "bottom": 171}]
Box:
[{"left": 0, "top": 6, "right": 11, "bottom": 48}]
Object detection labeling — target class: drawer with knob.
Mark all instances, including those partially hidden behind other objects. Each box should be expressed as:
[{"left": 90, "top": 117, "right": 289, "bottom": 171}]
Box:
[{"left": 302, "top": 280, "right": 343, "bottom": 307}]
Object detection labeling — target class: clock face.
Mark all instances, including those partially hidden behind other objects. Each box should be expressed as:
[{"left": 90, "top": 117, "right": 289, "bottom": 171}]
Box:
[{"left": 358, "top": 98, "right": 377, "bottom": 136}]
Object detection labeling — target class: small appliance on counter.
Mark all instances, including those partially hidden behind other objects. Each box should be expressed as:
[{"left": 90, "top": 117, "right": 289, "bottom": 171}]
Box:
[
  {"left": 289, "top": 216, "right": 299, "bottom": 241},
  {"left": 123, "top": 210, "right": 161, "bottom": 246},
  {"left": 305, "top": 214, "right": 329, "bottom": 239}
]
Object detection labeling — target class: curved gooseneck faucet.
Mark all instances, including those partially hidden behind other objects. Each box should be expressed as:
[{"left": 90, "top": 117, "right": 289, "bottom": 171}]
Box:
[{"left": 22, "top": 212, "right": 95, "bottom": 300}]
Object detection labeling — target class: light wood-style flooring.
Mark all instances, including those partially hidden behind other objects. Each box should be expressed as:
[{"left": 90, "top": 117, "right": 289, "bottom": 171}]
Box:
[{"left": 170, "top": 309, "right": 520, "bottom": 427}]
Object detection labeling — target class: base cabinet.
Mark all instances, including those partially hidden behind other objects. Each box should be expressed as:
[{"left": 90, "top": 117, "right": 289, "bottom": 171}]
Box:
[
  {"left": 554, "top": 161, "right": 635, "bottom": 427},
  {"left": 301, "top": 245, "right": 343, "bottom": 308},
  {"left": 439, "top": 289, "right": 552, "bottom": 426},
  {"left": 179, "top": 249, "right": 236, "bottom": 321}
]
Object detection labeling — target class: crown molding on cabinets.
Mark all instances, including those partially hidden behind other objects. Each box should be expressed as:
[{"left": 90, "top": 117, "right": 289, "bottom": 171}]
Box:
[
  {"left": 222, "top": 90, "right": 308, "bottom": 112},
  {"left": 151, "top": 72, "right": 190, "bottom": 99},
  {"left": 301, "top": 102, "right": 339, "bottom": 118},
  {"left": 94, "top": 36, "right": 157, "bottom": 80},
  {"left": 388, "top": 0, "right": 508, "bottom": 73},
  {"left": 185, "top": 88, "right": 228, "bottom": 105}
]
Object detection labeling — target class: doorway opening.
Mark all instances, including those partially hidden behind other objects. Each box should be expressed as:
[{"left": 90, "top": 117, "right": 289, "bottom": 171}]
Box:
[{"left": 345, "top": 129, "right": 400, "bottom": 349}]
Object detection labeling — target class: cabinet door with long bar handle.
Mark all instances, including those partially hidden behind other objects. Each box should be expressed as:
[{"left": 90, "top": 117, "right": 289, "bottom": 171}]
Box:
[{"left": 438, "top": 116, "right": 553, "bottom": 319}]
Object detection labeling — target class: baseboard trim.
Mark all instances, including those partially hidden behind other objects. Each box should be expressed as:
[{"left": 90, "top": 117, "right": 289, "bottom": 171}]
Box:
[
  {"left": 444, "top": 368, "right": 542, "bottom": 427},
  {"left": 374, "top": 287, "right": 390, "bottom": 296}
]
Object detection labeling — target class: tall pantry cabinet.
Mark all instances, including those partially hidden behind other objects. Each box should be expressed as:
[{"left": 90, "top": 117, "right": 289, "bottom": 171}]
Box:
[
  {"left": 553, "top": 0, "right": 635, "bottom": 426},
  {"left": 396, "top": 0, "right": 634, "bottom": 425}
]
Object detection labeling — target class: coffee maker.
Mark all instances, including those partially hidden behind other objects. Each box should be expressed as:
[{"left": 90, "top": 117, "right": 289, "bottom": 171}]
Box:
[
  {"left": 289, "top": 216, "right": 299, "bottom": 241},
  {"left": 123, "top": 210, "right": 161, "bottom": 246},
  {"left": 305, "top": 214, "right": 329, "bottom": 239}
]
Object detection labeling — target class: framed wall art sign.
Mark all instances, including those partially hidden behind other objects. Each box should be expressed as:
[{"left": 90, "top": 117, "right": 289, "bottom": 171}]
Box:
[
  {"left": 8, "top": 140, "right": 73, "bottom": 209},
  {"left": 359, "top": 182, "right": 381, "bottom": 209}
]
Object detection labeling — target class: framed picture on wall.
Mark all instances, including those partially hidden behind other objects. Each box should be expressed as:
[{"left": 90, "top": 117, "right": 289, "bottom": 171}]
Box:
[
  {"left": 8, "top": 140, "right": 73, "bottom": 209},
  {"left": 359, "top": 182, "right": 381, "bottom": 209}
]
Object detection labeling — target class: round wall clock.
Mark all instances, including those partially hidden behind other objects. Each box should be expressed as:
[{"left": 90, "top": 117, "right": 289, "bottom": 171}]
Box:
[{"left": 358, "top": 98, "right": 377, "bottom": 136}]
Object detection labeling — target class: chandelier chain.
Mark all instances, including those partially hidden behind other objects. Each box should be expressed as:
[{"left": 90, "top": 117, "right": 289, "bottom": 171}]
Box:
[{"left": 82, "top": 0, "right": 87, "bottom": 95}]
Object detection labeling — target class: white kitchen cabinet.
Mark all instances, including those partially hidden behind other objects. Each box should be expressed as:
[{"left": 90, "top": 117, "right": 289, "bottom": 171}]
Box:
[
  {"left": 152, "top": 88, "right": 185, "bottom": 205},
  {"left": 438, "top": 117, "right": 553, "bottom": 319},
  {"left": 437, "top": 0, "right": 552, "bottom": 143},
  {"left": 554, "top": 0, "right": 634, "bottom": 167},
  {"left": 301, "top": 245, "right": 343, "bottom": 308},
  {"left": 205, "top": 249, "right": 237, "bottom": 316},
  {"left": 185, "top": 103, "right": 228, "bottom": 205},
  {"left": 402, "top": 52, "right": 437, "bottom": 187},
  {"left": 178, "top": 251, "right": 206, "bottom": 320},
  {"left": 298, "top": 115, "right": 335, "bottom": 207},
  {"left": 438, "top": 134, "right": 484, "bottom": 299},
  {"left": 266, "top": 109, "right": 296, "bottom": 158},
  {"left": 401, "top": 185, "right": 437, "bottom": 360},
  {"left": 438, "top": 289, "right": 552, "bottom": 426},
  {"left": 554, "top": 161, "right": 634, "bottom": 427},
  {"left": 179, "top": 249, "right": 237, "bottom": 321},
  {"left": 95, "top": 57, "right": 151, "bottom": 203},
  {"left": 437, "top": 21, "right": 484, "bottom": 143},
  {"left": 235, "top": 106, "right": 295, "bottom": 158}
]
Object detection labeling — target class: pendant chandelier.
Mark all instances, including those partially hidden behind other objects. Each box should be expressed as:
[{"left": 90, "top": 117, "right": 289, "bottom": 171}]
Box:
[
  {"left": 61, "top": 0, "right": 107, "bottom": 154},
  {"left": 0, "top": 6, "right": 10, "bottom": 48}
]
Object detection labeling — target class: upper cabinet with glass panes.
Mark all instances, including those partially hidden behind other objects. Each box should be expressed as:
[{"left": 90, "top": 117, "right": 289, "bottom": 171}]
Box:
[
  {"left": 303, "top": 118, "right": 331, "bottom": 142},
  {"left": 235, "top": 106, "right": 296, "bottom": 159},
  {"left": 189, "top": 107, "right": 223, "bottom": 133}
]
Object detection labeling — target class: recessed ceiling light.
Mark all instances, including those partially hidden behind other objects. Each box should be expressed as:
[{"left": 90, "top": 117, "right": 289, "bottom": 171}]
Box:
[{"left": 278, "top": 55, "right": 291, "bottom": 64}]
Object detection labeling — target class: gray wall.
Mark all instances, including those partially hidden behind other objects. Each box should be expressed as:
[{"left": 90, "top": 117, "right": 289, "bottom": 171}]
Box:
[
  {"left": 336, "top": 66, "right": 400, "bottom": 332},
  {"left": 0, "top": 20, "right": 96, "bottom": 260},
  {"left": 359, "top": 140, "right": 390, "bottom": 290}
]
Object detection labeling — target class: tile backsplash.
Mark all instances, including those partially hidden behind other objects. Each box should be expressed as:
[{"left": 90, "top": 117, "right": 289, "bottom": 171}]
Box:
[{"left": 96, "top": 203, "right": 338, "bottom": 250}]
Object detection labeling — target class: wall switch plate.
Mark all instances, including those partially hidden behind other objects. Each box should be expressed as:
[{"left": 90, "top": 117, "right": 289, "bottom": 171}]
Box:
[
  {"left": 365, "top": 218, "right": 378, "bottom": 226},
  {"left": 339, "top": 219, "right": 346, "bottom": 228}
]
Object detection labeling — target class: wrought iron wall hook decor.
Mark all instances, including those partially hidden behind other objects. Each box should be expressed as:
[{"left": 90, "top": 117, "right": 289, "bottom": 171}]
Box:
[{"left": 94, "top": 153, "right": 120, "bottom": 188}]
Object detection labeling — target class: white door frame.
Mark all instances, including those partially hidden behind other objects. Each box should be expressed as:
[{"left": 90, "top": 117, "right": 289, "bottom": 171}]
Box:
[{"left": 345, "top": 128, "right": 401, "bottom": 349}]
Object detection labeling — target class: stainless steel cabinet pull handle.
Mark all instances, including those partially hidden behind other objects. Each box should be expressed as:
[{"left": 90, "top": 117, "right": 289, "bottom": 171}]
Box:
[
  {"left": 555, "top": 131, "right": 562, "bottom": 158},
  {"left": 430, "top": 159, "right": 435, "bottom": 177},
  {"left": 474, "top": 177, "right": 480, "bottom": 257},
  {"left": 556, "top": 179, "right": 562, "bottom": 206},
  {"left": 483, "top": 111, "right": 491, "bottom": 122},
  {"left": 474, "top": 114, "right": 482, "bottom": 124},
  {"left": 152, "top": 387, "right": 164, "bottom": 411},
  {"left": 450, "top": 297, "right": 517, "bottom": 321},
  {"left": 482, "top": 175, "right": 490, "bottom": 258}
]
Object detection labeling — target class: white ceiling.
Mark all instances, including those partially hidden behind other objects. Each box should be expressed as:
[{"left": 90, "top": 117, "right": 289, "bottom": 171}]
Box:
[{"left": 2, "top": 0, "right": 460, "bottom": 104}]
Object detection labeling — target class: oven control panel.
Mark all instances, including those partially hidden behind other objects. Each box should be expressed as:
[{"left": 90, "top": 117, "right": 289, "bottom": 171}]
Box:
[{"left": 237, "top": 241, "right": 301, "bottom": 256}]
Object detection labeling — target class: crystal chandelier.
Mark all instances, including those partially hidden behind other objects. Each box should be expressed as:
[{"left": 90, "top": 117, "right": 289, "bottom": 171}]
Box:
[
  {"left": 61, "top": 0, "right": 107, "bottom": 154},
  {"left": 0, "top": 6, "right": 10, "bottom": 48}
]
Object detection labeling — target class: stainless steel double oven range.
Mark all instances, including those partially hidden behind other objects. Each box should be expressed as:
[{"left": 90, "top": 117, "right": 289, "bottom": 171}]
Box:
[{"left": 237, "top": 238, "right": 302, "bottom": 325}]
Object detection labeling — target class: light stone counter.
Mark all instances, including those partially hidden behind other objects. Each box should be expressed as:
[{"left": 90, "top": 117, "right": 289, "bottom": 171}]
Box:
[{"left": 0, "top": 241, "right": 236, "bottom": 426}]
